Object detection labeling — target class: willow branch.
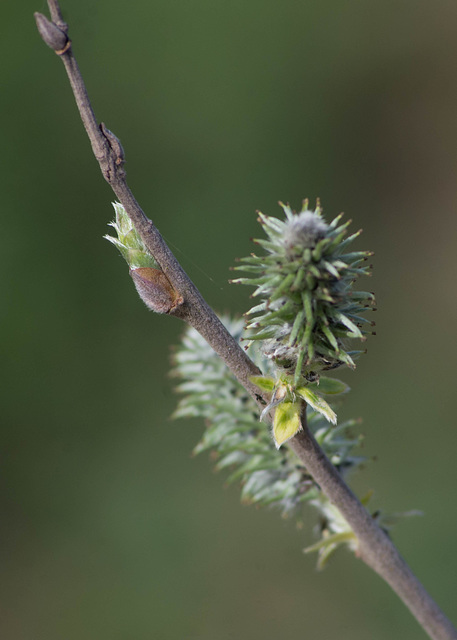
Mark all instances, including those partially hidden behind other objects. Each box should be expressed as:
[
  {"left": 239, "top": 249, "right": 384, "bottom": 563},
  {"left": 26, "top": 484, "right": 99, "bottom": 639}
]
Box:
[
  {"left": 35, "top": 2, "right": 263, "bottom": 405},
  {"left": 290, "top": 411, "right": 457, "bottom": 640},
  {"left": 34, "top": 3, "right": 456, "bottom": 639}
]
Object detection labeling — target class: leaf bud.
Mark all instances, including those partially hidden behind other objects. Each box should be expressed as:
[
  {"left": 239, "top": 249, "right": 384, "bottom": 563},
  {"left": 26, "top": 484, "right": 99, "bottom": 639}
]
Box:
[
  {"left": 105, "top": 202, "right": 159, "bottom": 269},
  {"left": 105, "top": 203, "right": 183, "bottom": 314},
  {"left": 34, "top": 12, "right": 69, "bottom": 53},
  {"left": 130, "top": 268, "right": 183, "bottom": 314}
]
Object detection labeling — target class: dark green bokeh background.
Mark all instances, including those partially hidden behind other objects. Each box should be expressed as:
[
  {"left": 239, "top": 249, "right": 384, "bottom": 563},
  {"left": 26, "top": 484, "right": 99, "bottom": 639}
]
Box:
[{"left": 3, "top": 1, "right": 457, "bottom": 638}]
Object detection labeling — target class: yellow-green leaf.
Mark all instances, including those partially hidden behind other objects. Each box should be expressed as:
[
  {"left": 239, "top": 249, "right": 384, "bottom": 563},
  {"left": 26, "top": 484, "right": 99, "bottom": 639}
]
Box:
[
  {"left": 308, "top": 377, "right": 350, "bottom": 395},
  {"left": 250, "top": 376, "right": 275, "bottom": 392},
  {"left": 273, "top": 402, "right": 301, "bottom": 448},
  {"left": 296, "top": 387, "right": 337, "bottom": 425}
]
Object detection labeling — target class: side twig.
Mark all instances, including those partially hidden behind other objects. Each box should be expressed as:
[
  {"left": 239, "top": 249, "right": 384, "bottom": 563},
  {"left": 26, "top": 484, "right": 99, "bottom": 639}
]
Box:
[{"left": 34, "top": 3, "right": 457, "bottom": 639}]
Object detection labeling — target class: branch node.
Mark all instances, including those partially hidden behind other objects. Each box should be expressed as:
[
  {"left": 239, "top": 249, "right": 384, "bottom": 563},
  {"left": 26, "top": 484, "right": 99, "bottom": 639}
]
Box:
[
  {"left": 55, "top": 40, "right": 72, "bottom": 56},
  {"left": 100, "top": 122, "right": 125, "bottom": 167}
]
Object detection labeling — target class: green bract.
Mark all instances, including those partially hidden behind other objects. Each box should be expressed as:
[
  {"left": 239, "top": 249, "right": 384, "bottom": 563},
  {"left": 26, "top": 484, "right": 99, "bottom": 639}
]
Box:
[
  {"left": 104, "top": 202, "right": 159, "bottom": 270},
  {"left": 273, "top": 401, "right": 301, "bottom": 448},
  {"left": 251, "top": 374, "right": 338, "bottom": 446},
  {"left": 232, "top": 201, "right": 375, "bottom": 384}
]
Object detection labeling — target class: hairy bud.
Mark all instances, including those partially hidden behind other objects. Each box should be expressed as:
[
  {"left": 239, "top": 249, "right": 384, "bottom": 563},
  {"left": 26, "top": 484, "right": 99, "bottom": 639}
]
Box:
[
  {"left": 105, "top": 203, "right": 183, "bottom": 314},
  {"left": 130, "top": 267, "right": 183, "bottom": 314},
  {"left": 34, "top": 12, "right": 69, "bottom": 53}
]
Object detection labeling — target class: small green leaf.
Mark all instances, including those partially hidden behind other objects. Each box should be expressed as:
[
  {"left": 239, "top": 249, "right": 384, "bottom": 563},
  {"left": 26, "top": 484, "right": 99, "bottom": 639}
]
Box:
[
  {"left": 250, "top": 376, "right": 275, "bottom": 392},
  {"left": 296, "top": 387, "right": 337, "bottom": 425},
  {"left": 336, "top": 312, "right": 363, "bottom": 338},
  {"left": 105, "top": 202, "right": 159, "bottom": 270},
  {"left": 304, "top": 531, "right": 357, "bottom": 569},
  {"left": 273, "top": 402, "right": 301, "bottom": 448},
  {"left": 304, "top": 530, "right": 356, "bottom": 554},
  {"left": 308, "top": 377, "right": 350, "bottom": 395},
  {"left": 360, "top": 489, "right": 374, "bottom": 506}
]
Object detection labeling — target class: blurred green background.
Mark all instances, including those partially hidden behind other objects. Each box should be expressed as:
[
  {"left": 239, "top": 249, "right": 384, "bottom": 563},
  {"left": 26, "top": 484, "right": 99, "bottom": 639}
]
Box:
[{"left": 2, "top": 1, "right": 457, "bottom": 638}]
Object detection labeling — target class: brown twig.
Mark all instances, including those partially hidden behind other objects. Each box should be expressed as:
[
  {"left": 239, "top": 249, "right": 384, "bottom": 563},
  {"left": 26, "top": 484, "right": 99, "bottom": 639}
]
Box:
[
  {"left": 34, "top": 3, "right": 457, "bottom": 639},
  {"left": 34, "top": 2, "right": 263, "bottom": 405},
  {"left": 290, "top": 411, "right": 457, "bottom": 640}
]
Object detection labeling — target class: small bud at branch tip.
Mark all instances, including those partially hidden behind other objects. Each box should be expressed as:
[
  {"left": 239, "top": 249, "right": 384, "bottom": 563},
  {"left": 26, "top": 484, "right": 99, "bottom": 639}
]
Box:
[{"left": 34, "top": 12, "right": 69, "bottom": 52}]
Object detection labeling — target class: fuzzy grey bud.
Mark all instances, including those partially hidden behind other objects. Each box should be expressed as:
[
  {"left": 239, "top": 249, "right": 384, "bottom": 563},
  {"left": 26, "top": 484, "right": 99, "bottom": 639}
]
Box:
[
  {"left": 130, "top": 268, "right": 183, "bottom": 314},
  {"left": 34, "top": 12, "right": 69, "bottom": 53},
  {"left": 282, "top": 211, "right": 328, "bottom": 253}
]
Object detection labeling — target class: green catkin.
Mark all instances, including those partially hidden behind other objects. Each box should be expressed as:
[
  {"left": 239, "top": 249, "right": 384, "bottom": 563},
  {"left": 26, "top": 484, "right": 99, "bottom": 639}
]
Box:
[
  {"left": 231, "top": 201, "right": 375, "bottom": 381},
  {"left": 172, "top": 203, "right": 412, "bottom": 567},
  {"left": 172, "top": 316, "right": 370, "bottom": 566}
]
